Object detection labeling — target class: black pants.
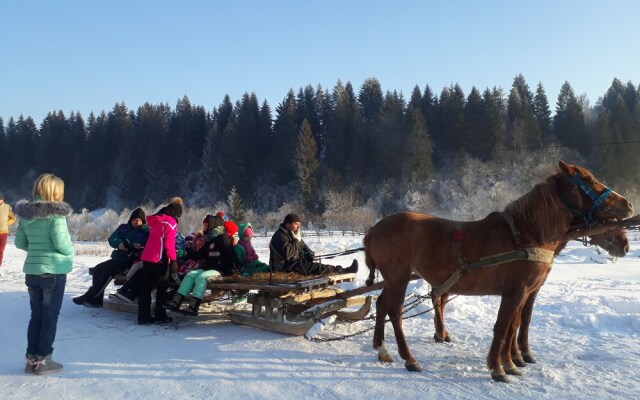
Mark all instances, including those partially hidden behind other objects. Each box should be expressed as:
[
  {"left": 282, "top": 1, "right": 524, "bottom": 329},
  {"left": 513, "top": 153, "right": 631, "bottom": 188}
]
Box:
[
  {"left": 81, "top": 258, "right": 132, "bottom": 305},
  {"left": 119, "top": 269, "right": 142, "bottom": 298},
  {"left": 287, "top": 260, "right": 341, "bottom": 275},
  {"left": 138, "top": 260, "right": 170, "bottom": 321}
]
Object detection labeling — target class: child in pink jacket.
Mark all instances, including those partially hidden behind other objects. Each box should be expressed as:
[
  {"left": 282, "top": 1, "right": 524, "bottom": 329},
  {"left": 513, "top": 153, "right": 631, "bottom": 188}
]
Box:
[{"left": 137, "top": 197, "right": 182, "bottom": 325}]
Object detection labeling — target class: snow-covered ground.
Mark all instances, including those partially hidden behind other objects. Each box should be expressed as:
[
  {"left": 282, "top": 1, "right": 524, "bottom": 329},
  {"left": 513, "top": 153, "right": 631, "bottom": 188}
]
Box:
[{"left": 1, "top": 233, "right": 639, "bottom": 399}]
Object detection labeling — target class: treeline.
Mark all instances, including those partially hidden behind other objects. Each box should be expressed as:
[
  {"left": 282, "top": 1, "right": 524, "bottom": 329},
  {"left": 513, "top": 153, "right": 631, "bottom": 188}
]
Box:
[{"left": 0, "top": 75, "right": 639, "bottom": 218}]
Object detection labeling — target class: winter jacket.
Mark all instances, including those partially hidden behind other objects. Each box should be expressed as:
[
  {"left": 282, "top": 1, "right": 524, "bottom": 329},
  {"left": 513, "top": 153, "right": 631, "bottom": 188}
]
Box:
[
  {"left": 13, "top": 200, "right": 74, "bottom": 275},
  {"left": 108, "top": 223, "right": 150, "bottom": 261},
  {"left": 269, "top": 224, "right": 311, "bottom": 272},
  {"left": 140, "top": 214, "right": 178, "bottom": 263},
  {"left": 236, "top": 239, "right": 259, "bottom": 264},
  {"left": 188, "top": 232, "right": 241, "bottom": 276},
  {"left": 0, "top": 202, "right": 16, "bottom": 234}
]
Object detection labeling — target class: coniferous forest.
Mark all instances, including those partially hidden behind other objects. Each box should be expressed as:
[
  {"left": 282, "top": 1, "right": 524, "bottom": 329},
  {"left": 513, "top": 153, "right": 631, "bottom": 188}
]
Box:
[{"left": 1, "top": 75, "right": 639, "bottom": 228}]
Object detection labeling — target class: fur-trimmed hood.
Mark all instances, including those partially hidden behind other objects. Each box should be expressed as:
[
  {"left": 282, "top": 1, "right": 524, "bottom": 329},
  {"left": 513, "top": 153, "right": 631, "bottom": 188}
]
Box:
[{"left": 14, "top": 199, "right": 73, "bottom": 220}]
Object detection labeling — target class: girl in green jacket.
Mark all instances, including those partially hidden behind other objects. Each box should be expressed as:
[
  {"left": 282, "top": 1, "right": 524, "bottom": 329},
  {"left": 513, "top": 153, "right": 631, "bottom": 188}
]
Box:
[{"left": 14, "top": 173, "right": 74, "bottom": 375}]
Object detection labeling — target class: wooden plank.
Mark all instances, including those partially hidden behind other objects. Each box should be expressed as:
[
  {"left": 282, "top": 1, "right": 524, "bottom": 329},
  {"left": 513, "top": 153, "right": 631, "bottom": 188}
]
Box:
[
  {"left": 287, "top": 288, "right": 342, "bottom": 303},
  {"left": 228, "top": 311, "right": 315, "bottom": 336},
  {"left": 334, "top": 296, "right": 374, "bottom": 321}
]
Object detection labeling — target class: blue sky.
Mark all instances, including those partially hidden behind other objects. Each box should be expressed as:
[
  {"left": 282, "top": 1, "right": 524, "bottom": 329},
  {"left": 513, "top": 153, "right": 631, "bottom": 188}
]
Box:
[{"left": 1, "top": 1, "right": 638, "bottom": 124}]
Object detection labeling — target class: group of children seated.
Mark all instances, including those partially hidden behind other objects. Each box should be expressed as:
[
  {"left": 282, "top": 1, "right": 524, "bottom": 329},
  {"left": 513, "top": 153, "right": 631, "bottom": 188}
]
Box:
[{"left": 74, "top": 208, "right": 268, "bottom": 316}]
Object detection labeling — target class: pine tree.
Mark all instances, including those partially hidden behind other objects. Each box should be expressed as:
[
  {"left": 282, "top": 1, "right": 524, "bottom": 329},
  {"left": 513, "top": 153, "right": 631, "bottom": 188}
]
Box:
[
  {"left": 462, "top": 87, "right": 485, "bottom": 158},
  {"left": 356, "top": 78, "right": 384, "bottom": 184},
  {"left": 226, "top": 186, "right": 244, "bottom": 221},
  {"left": 272, "top": 90, "right": 298, "bottom": 185},
  {"left": 438, "top": 84, "right": 466, "bottom": 157},
  {"left": 533, "top": 82, "right": 553, "bottom": 143},
  {"left": 326, "top": 80, "right": 358, "bottom": 184},
  {"left": 295, "top": 119, "right": 320, "bottom": 208},
  {"left": 507, "top": 75, "right": 541, "bottom": 151},
  {"left": 554, "top": 81, "right": 588, "bottom": 151},
  {"left": 407, "top": 108, "right": 433, "bottom": 183},
  {"left": 377, "top": 90, "right": 407, "bottom": 181}
]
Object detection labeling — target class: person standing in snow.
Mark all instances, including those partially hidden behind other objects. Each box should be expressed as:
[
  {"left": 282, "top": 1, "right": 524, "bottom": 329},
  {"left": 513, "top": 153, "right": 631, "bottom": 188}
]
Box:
[
  {"left": 14, "top": 173, "right": 74, "bottom": 375},
  {"left": 0, "top": 191, "right": 16, "bottom": 272},
  {"left": 73, "top": 207, "right": 149, "bottom": 307},
  {"left": 269, "top": 213, "right": 358, "bottom": 275},
  {"left": 137, "top": 197, "right": 183, "bottom": 324}
]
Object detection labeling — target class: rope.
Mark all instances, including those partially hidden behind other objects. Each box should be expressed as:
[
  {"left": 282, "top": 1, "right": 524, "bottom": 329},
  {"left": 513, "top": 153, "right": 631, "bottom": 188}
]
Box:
[
  {"left": 314, "top": 247, "right": 365, "bottom": 260},
  {"left": 307, "top": 291, "right": 458, "bottom": 342}
]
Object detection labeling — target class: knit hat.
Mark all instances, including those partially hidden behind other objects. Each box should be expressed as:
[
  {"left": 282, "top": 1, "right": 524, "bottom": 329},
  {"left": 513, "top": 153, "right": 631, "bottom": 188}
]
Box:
[
  {"left": 216, "top": 211, "right": 226, "bottom": 220},
  {"left": 203, "top": 214, "right": 215, "bottom": 227},
  {"left": 239, "top": 222, "right": 253, "bottom": 238},
  {"left": 223, "top": 220, "right": 238, "bottom": 237},
  {"left": 283, "top": 213, "right": 301, "bottom": 224},
  {"left": 243, "top": 226, "right": 254, "bottom": 238},
  {"left": 158, "top": 197, "right": 183, "bottom": 222},
  {"left": 128, "top": 207, "right": 146, "bottom": 225}
]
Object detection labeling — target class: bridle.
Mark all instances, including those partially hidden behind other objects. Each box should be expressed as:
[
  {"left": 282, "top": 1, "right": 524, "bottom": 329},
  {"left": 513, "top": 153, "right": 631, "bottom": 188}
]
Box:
[{"left": 561, "top": 171, "right": 613, "bottom": 224}]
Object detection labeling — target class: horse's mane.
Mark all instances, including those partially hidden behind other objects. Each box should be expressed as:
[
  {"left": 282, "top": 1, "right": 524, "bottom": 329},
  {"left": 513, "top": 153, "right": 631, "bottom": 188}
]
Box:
[{"left": 504, "top": 173, "right": 570, "bottom": 245}]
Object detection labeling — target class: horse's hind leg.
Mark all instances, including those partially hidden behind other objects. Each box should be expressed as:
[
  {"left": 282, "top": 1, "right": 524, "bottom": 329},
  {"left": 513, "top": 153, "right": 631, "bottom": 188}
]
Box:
[
  {"left": 387, "top": 282, "right": 422, "bottom": 372},
  {"left": 432, "top": 292, "right": 452, "bottom": 343},
  {"left": 373, "top": 289, "right": 393, "bottom": 363}
]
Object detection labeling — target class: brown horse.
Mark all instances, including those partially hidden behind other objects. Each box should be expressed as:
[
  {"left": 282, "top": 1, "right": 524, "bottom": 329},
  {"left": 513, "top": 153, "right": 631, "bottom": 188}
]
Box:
[
  {"left": 430, "top": 228, "right": 630, "bottom": 369},
  {"left": 363, "top": 161, "right": 633, "bottom": 382}
]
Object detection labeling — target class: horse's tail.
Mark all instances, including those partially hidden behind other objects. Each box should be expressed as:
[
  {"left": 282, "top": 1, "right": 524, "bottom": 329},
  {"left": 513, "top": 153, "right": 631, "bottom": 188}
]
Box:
[{"left": 364, "top": 228, "right": 376, "bottom": 286}]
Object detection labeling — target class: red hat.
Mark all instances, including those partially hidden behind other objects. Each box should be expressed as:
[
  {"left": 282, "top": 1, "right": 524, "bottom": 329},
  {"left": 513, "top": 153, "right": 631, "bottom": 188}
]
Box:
[
  {"left": 243, "top": 226, "right": 254, "bottom": 238},
  {"left": 216, "top": 211, "right": 225, "bottom": 219},
  {"left": 224, "top": 221, "right": 238, "bottom": 237}
]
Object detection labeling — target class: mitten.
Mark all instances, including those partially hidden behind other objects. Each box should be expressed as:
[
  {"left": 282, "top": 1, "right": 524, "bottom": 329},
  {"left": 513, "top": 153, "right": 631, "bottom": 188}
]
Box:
[{"left": 304, "top": 251, "right": 315, "bottom": 262}]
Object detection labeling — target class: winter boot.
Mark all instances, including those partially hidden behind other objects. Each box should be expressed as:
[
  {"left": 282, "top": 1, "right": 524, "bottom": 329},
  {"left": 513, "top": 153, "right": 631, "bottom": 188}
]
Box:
[
  {"left": 345, "top": 259, "right": 359, "bottom": 274},
  {"left": 24, "top": 354, "right": 36, "bottom": 373},
  {"left": 34, "top": 353, "right": 63, "bottom": 375},
  {"left": 153, "top": 307, "right": 173, "bottom": 324},
  {"left": 164, "top": 292, "right": 185, "bottom": 312},
  {"left": 72, "top": 294, "right": 87, "bottom": 305},
  {"left": 182, "top": 297, "right": 202, "bottom": 316}
]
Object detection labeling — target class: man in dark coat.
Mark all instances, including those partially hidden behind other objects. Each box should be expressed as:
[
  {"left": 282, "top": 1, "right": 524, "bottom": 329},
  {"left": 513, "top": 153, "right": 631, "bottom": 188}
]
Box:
[{"left": 269, "top": 213, "right": 358, "bottom": 275}]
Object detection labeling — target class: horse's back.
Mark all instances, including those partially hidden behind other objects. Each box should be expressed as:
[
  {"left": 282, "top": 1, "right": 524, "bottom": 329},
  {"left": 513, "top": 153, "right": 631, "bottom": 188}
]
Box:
[{"left": 365, "top": 211, "right": 456, "bottom": 269}]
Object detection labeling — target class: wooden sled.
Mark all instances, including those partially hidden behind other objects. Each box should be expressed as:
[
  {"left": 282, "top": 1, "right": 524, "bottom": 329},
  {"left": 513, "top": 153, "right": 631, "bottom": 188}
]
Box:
[{"left": 220, "top": 273, "right": 380, "bottom": 336}]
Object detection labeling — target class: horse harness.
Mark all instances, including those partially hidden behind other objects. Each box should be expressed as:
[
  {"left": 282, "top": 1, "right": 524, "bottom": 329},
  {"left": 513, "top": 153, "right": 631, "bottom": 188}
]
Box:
[{"left": 432, "top": 211, "right": 555, "bottom": 297}]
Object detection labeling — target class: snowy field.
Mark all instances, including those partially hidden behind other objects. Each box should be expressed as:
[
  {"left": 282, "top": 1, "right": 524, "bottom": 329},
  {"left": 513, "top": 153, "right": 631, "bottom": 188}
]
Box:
[{"left": 1, "top": 233, "right": 639, "bottom": 400}]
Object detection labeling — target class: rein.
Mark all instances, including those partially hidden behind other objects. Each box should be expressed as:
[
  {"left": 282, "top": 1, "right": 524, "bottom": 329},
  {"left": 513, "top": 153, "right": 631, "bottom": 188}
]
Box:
[{"left": 561, "top": 171, "right": 613, "bottom": 224}]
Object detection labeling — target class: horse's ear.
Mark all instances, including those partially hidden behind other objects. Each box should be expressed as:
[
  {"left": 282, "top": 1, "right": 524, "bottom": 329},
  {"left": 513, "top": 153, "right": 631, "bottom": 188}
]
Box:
[{"left": 558, "top": 160, "right": 573, "bottom": 175}]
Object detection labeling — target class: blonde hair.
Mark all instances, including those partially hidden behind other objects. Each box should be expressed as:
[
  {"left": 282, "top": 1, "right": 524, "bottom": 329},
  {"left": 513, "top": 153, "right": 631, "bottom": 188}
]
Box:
[{"left": 33, "top": 173, "right": 65, "bottom": 202}]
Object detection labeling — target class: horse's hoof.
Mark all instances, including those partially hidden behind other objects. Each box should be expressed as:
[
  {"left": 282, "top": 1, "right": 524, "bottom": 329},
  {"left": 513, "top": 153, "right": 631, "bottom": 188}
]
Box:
[
  {"left": 504, "top": 367, "right": 523, "bottom": 376},
  {"left": 491, "top": 373, "right": 510, "bottom": 383},
  {"left": 378, "top": 353, "right": 393, "bottom": 363},
  {"left": 523, "top": 354, "right": 537, "bottom": 364},
  {"left": 405, "top": 361, "right": 423, "bottom": 372},
  {"left": 434, "top": 333, "right": 453, "bottom": 343},
  {"left": 513, "top": 358, "right": 527, "bottom": 368}
]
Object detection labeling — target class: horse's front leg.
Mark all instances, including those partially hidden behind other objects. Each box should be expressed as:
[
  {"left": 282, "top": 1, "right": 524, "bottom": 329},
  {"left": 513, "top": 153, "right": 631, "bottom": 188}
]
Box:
[
  {"left": 517, "top": 288, "right": 540, "bottom": 364},
  {"left": 373, "top": 289, "right": 393, "bottom": 363},
  {"left": 488, "top": 292, "right": 526, "bottom": 383},
  {"left": 432, "top": 292, "right": 452, "bottom": 343},
  {"left": 501, "top": 304, "right": 524, "bottom": 376}
]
